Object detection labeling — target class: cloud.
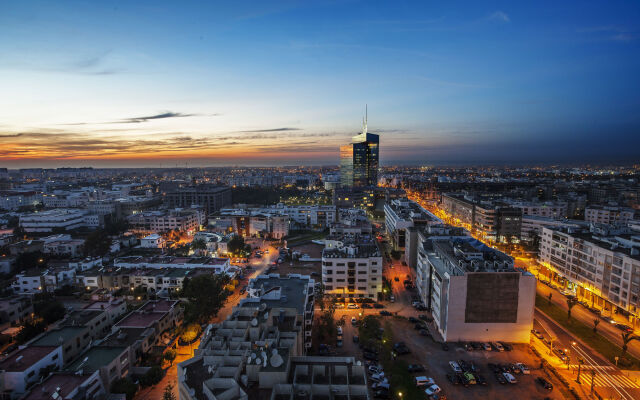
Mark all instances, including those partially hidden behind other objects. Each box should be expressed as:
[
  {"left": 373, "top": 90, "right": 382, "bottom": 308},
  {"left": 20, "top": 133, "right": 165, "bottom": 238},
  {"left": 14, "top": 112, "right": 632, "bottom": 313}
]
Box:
[
  {"left": 488, "top": 11, "right": 510, "bottom": 23},
  {"left": 117, "top": 111, "right": 199, "bottom": 124},
  {"left": 577, "top": 26, "right": 635, "bottom": 42},
  {"left": 0, "top": 51, "right": 122, "bottom": 76},
  {"left": 236, "top": 127, "right": 301, "bottom": 133}
]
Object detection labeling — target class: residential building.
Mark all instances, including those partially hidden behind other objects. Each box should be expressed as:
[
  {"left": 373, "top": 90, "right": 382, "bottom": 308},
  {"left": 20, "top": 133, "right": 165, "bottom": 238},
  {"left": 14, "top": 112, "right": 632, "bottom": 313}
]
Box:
[
  {"left": 539, "top": 225, "right": 640, "bottom": 319},
  {"left": 19, "top": 209, "right": 100, "bottom": 233},
  {"left": 0, "top": 297, "right": 33, "bottom": 326},
  {"left": 417, "top": 237, "right": 535, "bottom": 342},
  {"left": 126, "top": 207, "right": 205, "bottom": 234},
  {"left": 22, "top": 371, "right": 106, "bottom": 400},
  {"left": 0, "top": 191, "right": 41, "bottom": 211},
  {"left": 509, "top": 200, "right": 569, "bottom": 219},
  {"left": 140, "top": 233, "right": 166, "bottom": 249},
  {"left": 585, "top": 205, "right": 637, "bottom": 226},
  {"left": 384, "top": 198, "right": 441, "bottom": 250},
  {"left": 164, "top": 185, "right": 231, "bottom": 213},
  {"left": 64, "top": 346, "right": 130, "bottom": 392},
  {"left": 30, "top": 326, "right": 92, "bottom": 366},
  {"left": 0, "top": 346, "right": 63, "bottom": 398},
  {"left": 322, "top": 237, "right": 382, "bottom": 300}
]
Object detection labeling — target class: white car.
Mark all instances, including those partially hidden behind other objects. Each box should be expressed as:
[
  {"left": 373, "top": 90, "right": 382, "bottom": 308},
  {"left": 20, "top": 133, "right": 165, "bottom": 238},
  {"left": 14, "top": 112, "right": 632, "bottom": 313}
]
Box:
[
  {"left": 493, "top": 342, "right": 504, "bottom": 351},
  {"left": 337, "top": 327, "right": 343, "bottom": 335},
  {"left": 415, "top": 376, "right": 435, "bottom": 387},
  {"left": 347, "top": 303, "right": 359, "bottom": 309},
  {"left": 503, "top": 372, "right": 517, "bottom": 384},
  {"left": 372, "top": 381, "right": 390, "bottom": 390},
  {"left": 368, "top": 365, "right": 383, "bottom": 375},
  {"left": 515, "top": 363, "right": 530, "bottom": 374},
  {"left": 449, "top": 361, "right": 462, "bottom": 373},
  {"left": 335, "top": 303, "right": 345, "bottom": 309},
  {"left": 425, "top": 384, "right": 441, "bottom": 396},
  {"left": 482, "top": 342, "right": 492, "bottom": 351},
  {"left": 370, "top": 373, "right": 386, "bottom": 382}
]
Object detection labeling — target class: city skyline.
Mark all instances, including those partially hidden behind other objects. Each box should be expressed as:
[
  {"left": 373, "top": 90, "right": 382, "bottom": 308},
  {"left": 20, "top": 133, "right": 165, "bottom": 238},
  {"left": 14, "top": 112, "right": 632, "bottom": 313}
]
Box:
[{"left": 2, "top": 1, "right": 640, "bottom": 168}]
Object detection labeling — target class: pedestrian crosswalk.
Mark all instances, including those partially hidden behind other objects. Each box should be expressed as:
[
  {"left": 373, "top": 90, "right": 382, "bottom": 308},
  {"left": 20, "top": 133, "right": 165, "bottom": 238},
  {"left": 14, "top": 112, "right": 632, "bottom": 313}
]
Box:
[
  {"left": 575, "top": 369, "right": 640, "bottom": 388},
  {"left": 569, "top": 364, "right": 616, "bottom": 371}
]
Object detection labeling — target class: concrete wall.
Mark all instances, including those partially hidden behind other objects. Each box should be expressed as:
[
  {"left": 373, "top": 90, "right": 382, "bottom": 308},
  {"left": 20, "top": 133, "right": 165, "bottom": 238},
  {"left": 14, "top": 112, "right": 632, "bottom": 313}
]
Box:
[{"left": 443, "top": 273, "right": 536, "bottom": 343}]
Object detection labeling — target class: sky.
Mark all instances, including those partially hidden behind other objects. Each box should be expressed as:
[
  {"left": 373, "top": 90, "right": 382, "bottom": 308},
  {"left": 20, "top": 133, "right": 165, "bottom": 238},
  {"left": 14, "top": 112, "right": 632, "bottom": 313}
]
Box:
[{"left": 1, "top": 0, "right": 639, "bottom": 168}]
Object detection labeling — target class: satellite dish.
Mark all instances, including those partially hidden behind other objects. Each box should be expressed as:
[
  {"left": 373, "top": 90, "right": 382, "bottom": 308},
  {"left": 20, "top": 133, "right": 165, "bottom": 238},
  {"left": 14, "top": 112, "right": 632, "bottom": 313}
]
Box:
[
  {"left": 259, "top": 303, "right": 267, "bottom": 311},
  {"left": 251, "top": 318, "right": 258, "bottom": 326},
  {"left": 255, "top": 358, "right": 261, "bottom": 364},
  {"left": 270, "top": 353, "right": 284, "bottom": 368}
]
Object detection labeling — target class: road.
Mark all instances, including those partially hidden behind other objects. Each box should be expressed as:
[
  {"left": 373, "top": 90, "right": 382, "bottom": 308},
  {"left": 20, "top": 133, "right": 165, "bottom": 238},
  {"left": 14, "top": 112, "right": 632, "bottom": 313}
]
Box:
[{"left": 135, "top": 240, "right": 278, "bottom": 400}]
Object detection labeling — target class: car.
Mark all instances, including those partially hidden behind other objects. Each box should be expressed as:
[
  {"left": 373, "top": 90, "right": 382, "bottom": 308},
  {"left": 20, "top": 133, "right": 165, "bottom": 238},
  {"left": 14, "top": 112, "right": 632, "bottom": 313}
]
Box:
[
  {"left": 394, "top": 277, "right": 399, "bottom": 282},
  {"left": 362, "top": 303, "right": 373, "bottom": 309},
  {"left": 372, "top": 381, "right": 390, "bottom": 390},
  {"left": 363, "top": 352, "right": 378, "bottom": 361},
  {"left": 368, "top": 365, "right": 383, "bottom": 375},
  {"left": 408, "top": 317, "right": 419, "bottom": 323},
  {"left": 347, "top": 303, "right": 359, "bottom": 309},
  {"left": 471, "top": 342, "right": 483, "bottom": 350},
  {"left": 482, "top": 342, "right": 492, "bottom": 351},
  {"left": 462, "top": 372, "right": 477, "bottom": 385},
  {"left": 353, "top": 335, "right": 359, "bottom": 343},
  {"left": 389, "top": 295, "right": 395, "bottom": 302},
  {"left": 553, "top": 348, "right": 568, "bottom": 361},
  {"left": 373, "top": 390, "right": 390, "bottom": 399},
  {"left": 495, "top": 373, "right": 507, "bottom": 384},
  {"left": 463, "top": 342, "right": 474, "bottom": 351},
  {"left": 475, "top": 374, "right": 488, "bottom": 386},
  {"left": 415, "top": 376, "right": 435, "bottom": 386},
  {"left": 492, "top": 342, "right": 504, "bottom": 351},
  {"left": 515, "top": 363, "right": 530, "bottom": 374},
  {"left": 458, "top": 360, "right": 470, "bottom": 372},
  {"left": 499, "top": 341, "right": 513, "bottom": 351},
  {"left": 449, "top": 361, "right": 462, "bottom": 373},
  {"left": 335, "top": 303, "right": 345, "bottom": 309},
  {"left": 531, "top": 329, "right": 544, "bottom": 339},
  {"left": 503, "top": 372, "right": 517, "bottom": 384},
  {"left": 336, "top": 339, "right": 343, "bottom": 347},
  {"left": 370, "top": 373, "right": 386, "bottom": 383},
  {"left": 373, "top": 303, "right": 384, "bottom": 309},
  {"left": 602, "top": 316, "right": 616, "bottom": 324},
  {"left": 616, "top": 323, "right": 633, "bottom": 332},
  {"left": 337, "top": 326, "right": 343, "bottom": 335},
  {"left": 351, "top": 317, "right": 358, "bottom": 325},
  {"left": 536, "top": 377, "right": 553, "bottom": 390},
  {"left": 408, "top": 364, "right": 425, "bottom": 373},
  {"left": 419, "top": 329, "right": 429, "bottom": 336},
  {"left": 425, "top": 384, "right": 441, "bottom": 396},
  {"left": 446, "top": 373, "right": 460, "bottom": 385},
  {"left": 379, "top": 310, "right": 392, "bottom": 316}
]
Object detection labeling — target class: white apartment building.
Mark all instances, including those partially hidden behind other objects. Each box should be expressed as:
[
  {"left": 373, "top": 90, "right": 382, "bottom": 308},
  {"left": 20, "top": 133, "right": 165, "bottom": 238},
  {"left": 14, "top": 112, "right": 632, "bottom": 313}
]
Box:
[
  {"left": 279, "top": 204, "right": 336, "bottom": 227},
  {"left": 140, "top": 233, "right": 166, "bottom": 248},
  {"left": 0, "top": 346, "right": 64, "bottom": 398},
  {"left": 384, "top": 198, "right": 440, "bottom": 250},
  {"left": 0, "top": 191, "right": 41, "bottom": 211},
  {"left": 539, "top": 226, "right": 640, "bottom": 316},
  {"left": 585, "top": 205, "right": 637, "bottom": 226},
  {"left": 322, "top": 240, "right": 382, "bottom": 299},
  {"left": 417, "top": 237, "right": 535, "bottom": 343},
  {"left": 11, "top": 272, "right": 44, "bottom": 294},
  {"left": 510, "top": 200, "right": 568, "bottom": 219},
  {"left": 127, "top": 207, "right": 205, "bottom": 234},
  {"left": 19, "top": 209, "right": 93, "bottom": 233}
]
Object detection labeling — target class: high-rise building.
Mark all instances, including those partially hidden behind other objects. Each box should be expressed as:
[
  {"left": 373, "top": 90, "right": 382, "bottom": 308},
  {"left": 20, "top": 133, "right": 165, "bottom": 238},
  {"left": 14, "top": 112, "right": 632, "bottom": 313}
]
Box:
[{"left": 340, "top": 108, "right": 379, "bottom": 188}]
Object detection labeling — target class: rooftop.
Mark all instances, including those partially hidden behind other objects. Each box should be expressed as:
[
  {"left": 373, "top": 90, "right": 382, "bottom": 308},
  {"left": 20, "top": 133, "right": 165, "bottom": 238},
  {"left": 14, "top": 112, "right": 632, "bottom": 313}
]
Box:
[
  {"left": 66, "top": 346, "right": 127, "bottom": 374},
  {"left": 31, "top": 326, "right": 87, "bottom": 347},
  {"left": 0, "top": 346, "right": 58, "bottom": 372},
  {"left": 23, "top": 372, "right": 90, "bottom": 400}
]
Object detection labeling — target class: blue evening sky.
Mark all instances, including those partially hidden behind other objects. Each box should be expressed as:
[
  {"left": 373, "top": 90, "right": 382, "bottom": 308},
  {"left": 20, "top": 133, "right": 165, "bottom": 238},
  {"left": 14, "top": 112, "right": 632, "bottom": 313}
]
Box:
[{"left": 0, "top": 1, "right": 638, "bottom": 166}]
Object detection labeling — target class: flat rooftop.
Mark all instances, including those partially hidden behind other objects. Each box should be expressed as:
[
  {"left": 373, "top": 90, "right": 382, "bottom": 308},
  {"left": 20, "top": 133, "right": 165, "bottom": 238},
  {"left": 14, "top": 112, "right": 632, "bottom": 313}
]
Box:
[
  {"left": 116, "top": 311, "right": 164, "bottom": 328},
  {"left": 0, "top": 346, "right": 57, "bottom": 372},
  {"left": 31, "top": 326, "right": 87, "bottom": 347},
  {"left": 66, "top": 346, "right": 127, "bottom": 374},
  {"left": 23, "top": 373, "right": 90, "bottom": 400}
]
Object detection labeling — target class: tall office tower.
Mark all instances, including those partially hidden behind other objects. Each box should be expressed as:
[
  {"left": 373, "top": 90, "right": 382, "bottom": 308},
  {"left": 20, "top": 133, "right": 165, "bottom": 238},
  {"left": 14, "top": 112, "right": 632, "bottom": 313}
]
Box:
[{"left": 340, "top": 107, "right": 379, "bottom": 188}]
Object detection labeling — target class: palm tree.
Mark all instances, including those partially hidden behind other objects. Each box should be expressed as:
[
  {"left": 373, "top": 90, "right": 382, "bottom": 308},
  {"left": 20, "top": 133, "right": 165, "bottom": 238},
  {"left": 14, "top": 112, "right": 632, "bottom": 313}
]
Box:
[
  {"left": 621, "top": 332, "right": 640, "bottom": 356},
  {"left": 567, "top": 298, "right": 578, "bottom": 320},
  {"left": 593, "top": 319, "right": 600, "bottom": 333}
]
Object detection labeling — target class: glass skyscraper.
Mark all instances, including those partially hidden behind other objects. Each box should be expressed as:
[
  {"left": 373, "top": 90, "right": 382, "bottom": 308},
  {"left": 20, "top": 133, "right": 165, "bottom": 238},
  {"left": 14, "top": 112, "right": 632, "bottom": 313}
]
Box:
[{"left": 340, "top": 119, "right": 379, "bottom": 188}]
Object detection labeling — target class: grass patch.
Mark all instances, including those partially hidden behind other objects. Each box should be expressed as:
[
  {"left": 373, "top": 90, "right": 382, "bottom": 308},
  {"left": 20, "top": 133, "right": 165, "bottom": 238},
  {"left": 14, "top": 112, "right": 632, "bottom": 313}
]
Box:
[
  {"left": 536, "top": 294, "right": 640, "bottom": 370},
  {"left": 376, "top": 321, "right": 424, "bottom": 399}
]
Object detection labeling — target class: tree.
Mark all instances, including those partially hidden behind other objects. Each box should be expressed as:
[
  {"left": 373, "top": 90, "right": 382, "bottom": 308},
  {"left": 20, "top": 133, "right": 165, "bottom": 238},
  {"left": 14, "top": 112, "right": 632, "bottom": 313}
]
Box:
[
  {"left": 593, "top": 319, "right": 600, "bottom": 333},
  {"left": 567, "top": 298, "right": 578, "bottom": 320},
  {"left": 16, "top": 320, "right": 46, "bottom": 344},
  {"left": 163, "top": 349, "right": 177, "bottom": 366},
  {"left": 227, "top": 235, "right": 246, "bottom": 255},
  {"left": 180, "top": 323, "right": 202, "bottom": 344},
  {"left": 163, "top": 383, "right": 177, "bottom": 400},
  {"left": 182, "top": 274, "right": 231, "bottom": 323},
  {"left": 191, "top": 239, "right": 207, "bottom": 255},
  {"left": 621, "top": 332, "right": 640, "bottom": 356},
  {"left": 111, "top": 378, "right": 138, "bottom": 400},
  {"left": 84, "top": 229, "right": 112, "bottom": 257},
  {"left": 140, "top": 366, "right": 164, "bottom": 387}
]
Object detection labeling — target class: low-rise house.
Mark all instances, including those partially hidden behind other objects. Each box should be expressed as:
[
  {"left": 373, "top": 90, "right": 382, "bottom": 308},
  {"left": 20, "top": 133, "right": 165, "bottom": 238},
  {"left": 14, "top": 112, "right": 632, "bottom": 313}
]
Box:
[
  {"left": 0, "top": 297, "right": 33, "bottom": 327},
  {"left": 65, "top": 346, "right": 129, "bottom": 391},
  {"left": 30, "top": 326, "right": 91, "bottom": 366},
  {"left": 22, "top": 371, "right": 106, "bottom": 400},
  {"left": 0, "top": 346, "right": 63, "bottom": 398}
]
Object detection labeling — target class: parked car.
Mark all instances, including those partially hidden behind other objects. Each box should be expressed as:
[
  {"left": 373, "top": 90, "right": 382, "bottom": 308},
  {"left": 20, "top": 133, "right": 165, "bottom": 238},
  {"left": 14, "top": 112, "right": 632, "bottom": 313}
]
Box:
[
  {"left": 337, "top": 326, "right": 343, "bottom": 335},
  {"left": 615, "top": 323, "right": 633, "bottom": 332},
  {"left": 370, "top": 373, "right": 386, "bottom": 383},
  {"left": 492, "top": 342, "right": 505, "bottom": 352},
  {"left": 482, "top": 342, "right": 492, "bottom": 351},
  {"left": 373, "top": 303, "right": 384, "bottom": 309},
  {"left": 531, "top": 329, "right": 544, "bottom": 339},
  {"left": 379, "top": 310, "right": 392, "bottom": 316},
  {"left": 415, "top": 376, "right": 435, "bottom": 387},
  {"left": 536, "top": 377, "right": 553, "bottom": 390},
  {"left": 515, "top": 363, "right": 530, "bottom": 374},
  {"left": 347, "top": 303, "right": 359, "bottom": 309},
  {"left": 419, "top": 329, "right": 429, "bottom": 336},
  {"left": 373, "top": 390, "right": 389, "bottom": 399},
  {"left": 462, "top": 372, "right": 477, "bottom": 385},
  {"left": 351, "top": 317, "right": 358, "bottom": 325},
  {"left": 372, "top": 381, "right": 390, "bottom": 390},
  {"left": 425, "top": 384, "right": 441, "bottom": 396},
  {"left": 335, "top": 303, "right": 345, "bottom": 309},
  {"left": 475, "top": 374, "right": 488, "bottom": 386},
  {"left": 394, "top": 277, "right": 399, "bottom": 282},
  {"left": 368, "top": 365, "right": 383, "bottom": 375},
  {"left": 503, "top": 372, "right": 517, "bottom": 384},
  {"left": 408, "top": 364, "right": 425, "bottom": 373},
  {"left": 499, "top": 341, "right": 513, "bottom": 351},
  {"left": 418, "top": 315, "right": 433, "bottom": 322},
  {"left": 336, "top": 339, "right": 343, "bottom": 347},
  {"left": 362, "top": 303, "right": 372, "bottom": 309},
  {"left": 408, "top": 317, "right": 419, "bottom": 323},
  {"left": 495, "top": 373, "right": 507, "bottom": 384},
  {"left": 449, "top": 361, "right": 462, "bottom": 373},
  {"left": 363, "top": 352, "right": 378, "bottom": 361},
  {"left": 446, "top": 373, "right": 460, "bottom": 385}
]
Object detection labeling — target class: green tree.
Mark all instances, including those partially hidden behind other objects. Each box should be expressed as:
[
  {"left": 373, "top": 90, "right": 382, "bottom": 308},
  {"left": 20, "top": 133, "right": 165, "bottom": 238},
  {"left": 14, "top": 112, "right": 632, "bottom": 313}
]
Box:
[
  {"left": 140, "top": 366, "right": 164, "bottom": 387},
  {"left": 111, "top": 378, "right": 138, "bottom": 400},
  {"left": 163, "top": 383, "right": 177, "bottom": 400},
  {"left": 227, "top": 235, "right": 246, "bottom": 255},
  {"left": 83, "top": 229, "right": 112, "bottom": 257},
  {"left": 191, "top": 239, "right": 206, "bottom": 250},
  {"left": 163, "top": 349, "right": 177, "bottom": 366},
  {"left": 182, "top": 274, "right": 230, "bottom": 323},
  {"left": 16, "top": 320, "right": 46, "bottom": 344},
  {"left": 180, "top": 323, "right": 202, "bottom": 343},
  {"left": 567, "top": 298, "right": 578, "bottom": 320},
  {"left": 621, "top": 332, "right": 640, "bottom": 356},
  {"left": 15, "top": 251, "right": 48, "bottom": 271}
]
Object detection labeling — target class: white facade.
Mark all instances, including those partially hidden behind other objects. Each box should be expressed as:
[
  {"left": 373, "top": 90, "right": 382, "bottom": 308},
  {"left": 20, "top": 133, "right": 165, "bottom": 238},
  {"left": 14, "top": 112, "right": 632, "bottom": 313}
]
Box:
[
  {"left": 322, "top": 244, "right": 382, "bottom": 299},
  {"left": 11, "top": 273, "right": 44, "bottom": 294},
  {"left": 585, "top": 206, "right": 637, "bottom": 226},
  {"left": 19, "top": 209, "right": 97, "bottom": 233},
  {"left": 0, "top": 192, "right": 41, "bottom": 211},
  {"left": 127, "top": 207, "right": 205, "bottom": 233},
  {"left": 510, "top": 201, "right": 568, "bottom": 219},
  {"left": 0, "top": 346, "right": 63, "bottom": 397},
  {"left": 539, "top": 227, "right": 640, "bottom": 314},
  {"left": 140, "top": 233, "right": 165, "bottom": 248}
]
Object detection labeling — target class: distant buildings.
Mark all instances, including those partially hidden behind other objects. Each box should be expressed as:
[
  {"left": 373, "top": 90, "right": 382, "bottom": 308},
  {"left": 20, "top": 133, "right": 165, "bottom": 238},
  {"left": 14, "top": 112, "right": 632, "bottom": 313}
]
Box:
[
  {"left": 384, "top": 198, "right": 441, "bottom": 250},
  {"left": 164, "top": 185, "right": 231, "bottom": 213},
  {"left": 340, "top": 113, "right": 379, "bottom": 188},
  {"left": 19, "top": 209, "right": 102, "bottom": 233},
  {"left": 417, "top": 236, "right": 535, "bottom": 342},
  {"left": 585, "top": 205, "right": 637, "bottom": 226},
  {"left": 322, "top": 236, "right": 382, "bottom": 300}
]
